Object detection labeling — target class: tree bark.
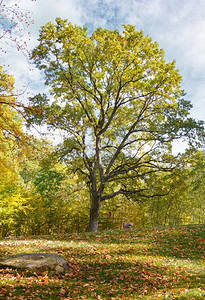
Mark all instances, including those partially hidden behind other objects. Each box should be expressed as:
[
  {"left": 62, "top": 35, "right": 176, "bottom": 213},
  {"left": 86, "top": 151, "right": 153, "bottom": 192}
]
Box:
[
  {"left": 89, "top": 196, "right": 101, "bottom": 232},
  {"left": 88, "top": 134, "right": 104, "bottom": 232}
]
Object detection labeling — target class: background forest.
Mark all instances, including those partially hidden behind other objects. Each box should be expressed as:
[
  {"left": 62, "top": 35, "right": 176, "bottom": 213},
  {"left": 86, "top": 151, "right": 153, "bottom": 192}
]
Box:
[
  {"left": 1, "top": 137, "right": 205, "bottom": 237},
  {"left": 0, "top": 1, "right": 205, "bottom": 237}
]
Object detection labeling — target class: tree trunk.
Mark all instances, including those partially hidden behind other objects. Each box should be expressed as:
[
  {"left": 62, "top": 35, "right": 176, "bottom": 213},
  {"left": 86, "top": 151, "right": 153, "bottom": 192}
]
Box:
[
  {"left": 89, "top": 197, "right": 101, "bottom": 232},
  {"left": 88, "top": 134, "right": 104, "bottom": 232}
]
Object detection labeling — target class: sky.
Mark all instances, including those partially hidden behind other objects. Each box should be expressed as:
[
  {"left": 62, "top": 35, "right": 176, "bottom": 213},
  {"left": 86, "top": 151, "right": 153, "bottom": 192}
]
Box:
[{"left": 1, "top": 0, "right": 205, "bottom": 151}]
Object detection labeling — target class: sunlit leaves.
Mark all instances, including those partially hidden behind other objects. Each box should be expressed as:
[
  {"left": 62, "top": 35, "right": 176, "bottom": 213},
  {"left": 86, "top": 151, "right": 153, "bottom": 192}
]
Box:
[
  {"left": 0, "top": 66, "right": 27, "bottom": 172},
  {"left": 26, "top": 20, "right": 205, "bottom": 231},
  {"left": 28, "top": 20, "right": 204, "bottom": 166}
]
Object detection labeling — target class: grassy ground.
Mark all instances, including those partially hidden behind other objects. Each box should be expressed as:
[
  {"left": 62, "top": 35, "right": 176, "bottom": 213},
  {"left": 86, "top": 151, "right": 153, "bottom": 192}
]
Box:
[{"left": 0, "top": 224, "right": 204, "bottom": 299}]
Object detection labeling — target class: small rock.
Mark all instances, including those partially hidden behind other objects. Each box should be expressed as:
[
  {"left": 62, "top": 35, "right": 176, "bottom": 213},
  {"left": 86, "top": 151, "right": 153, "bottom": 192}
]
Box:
[{"left": 123, "top": 222, "right": 133, "bottom": 229}]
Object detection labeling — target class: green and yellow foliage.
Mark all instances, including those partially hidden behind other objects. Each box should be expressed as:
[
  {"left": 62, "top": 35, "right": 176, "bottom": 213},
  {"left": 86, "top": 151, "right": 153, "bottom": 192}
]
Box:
[
  {"left": 25, "top": 20, "right": 204, "bottom": 231},
  {"left": 0, "top": 66, "right": 26, "bottom": 171},
  {"left": 0, "top": 21, "right": 204, "bottom": 235}
]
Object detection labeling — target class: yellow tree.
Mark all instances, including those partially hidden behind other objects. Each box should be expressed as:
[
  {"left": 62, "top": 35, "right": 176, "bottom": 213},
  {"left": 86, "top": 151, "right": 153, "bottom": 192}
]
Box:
[
  {"left": 0, "top": 66, "right": 27, "bottom": 169},
  {"left": 0, "top": 0, "right": 37, "bottom": 172},
  {"left": 26, "top": 20, "right": 204, "bottom": 231}
]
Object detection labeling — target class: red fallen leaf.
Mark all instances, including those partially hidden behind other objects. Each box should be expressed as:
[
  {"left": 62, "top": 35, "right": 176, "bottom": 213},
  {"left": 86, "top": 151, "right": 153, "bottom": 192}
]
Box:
[{"left": 199, "top": 238, "right": 205, "bottom": 242}]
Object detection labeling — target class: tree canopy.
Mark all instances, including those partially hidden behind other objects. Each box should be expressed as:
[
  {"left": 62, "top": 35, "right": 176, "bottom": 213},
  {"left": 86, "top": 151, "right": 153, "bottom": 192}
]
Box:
[
  {"left": 26, "top": 20, "right": 204, "bottom": 231},
  {"left": 0, "top": 66, "right": 27, "bottom": 170}
]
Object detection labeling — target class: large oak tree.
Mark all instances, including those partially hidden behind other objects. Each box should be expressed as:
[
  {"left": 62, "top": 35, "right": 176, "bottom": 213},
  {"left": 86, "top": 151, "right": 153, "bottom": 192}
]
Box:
[{"left": 26, "top": 19, "right": 204, "bottom": 231}]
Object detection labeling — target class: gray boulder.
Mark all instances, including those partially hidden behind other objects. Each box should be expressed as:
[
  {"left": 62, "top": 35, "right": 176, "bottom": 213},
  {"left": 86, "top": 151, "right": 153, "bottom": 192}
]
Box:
[{"left": 0, "top": 253, "right": 69, "bottom": 275}]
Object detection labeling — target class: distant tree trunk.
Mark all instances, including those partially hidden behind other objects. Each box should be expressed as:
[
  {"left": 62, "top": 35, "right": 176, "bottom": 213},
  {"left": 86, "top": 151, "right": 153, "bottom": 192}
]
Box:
[{"left": 164, "top": 199, "right": 172, "bottom": 226}]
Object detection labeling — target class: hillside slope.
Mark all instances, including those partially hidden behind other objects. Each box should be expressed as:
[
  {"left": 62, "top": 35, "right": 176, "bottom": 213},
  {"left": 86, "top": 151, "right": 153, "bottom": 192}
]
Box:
[{"left": 0, "top": 225, "right": 204, "bottom": 299}]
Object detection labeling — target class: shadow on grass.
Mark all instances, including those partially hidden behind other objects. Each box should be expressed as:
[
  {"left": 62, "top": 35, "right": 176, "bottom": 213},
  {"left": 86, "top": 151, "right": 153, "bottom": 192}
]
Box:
[
  {"left": 83, "top": 224, "right": 205, "bottom": 261},
  {"left": 0, "top": 224, "right": 204, "bottom": 299},
  {"left": 0, "top": 255, "right": 204, "bottom": 299}
]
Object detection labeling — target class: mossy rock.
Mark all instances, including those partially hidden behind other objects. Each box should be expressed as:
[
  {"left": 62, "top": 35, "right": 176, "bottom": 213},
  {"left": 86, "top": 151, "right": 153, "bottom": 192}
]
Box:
[{"left": 0, "top": 253, "right": 69, "bottom": 275}]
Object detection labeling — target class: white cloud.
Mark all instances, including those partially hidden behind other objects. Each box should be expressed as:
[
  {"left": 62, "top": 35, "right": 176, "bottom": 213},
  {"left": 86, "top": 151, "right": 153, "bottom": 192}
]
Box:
[
  {"left": 109, "top": 0, "right": 205, "bottom": 121},
  {"left": 31, "top": 0, "right": 83, "bottom": 31},
  {"left": 16, "top": 0, "right": 83, "bottom": 48}
]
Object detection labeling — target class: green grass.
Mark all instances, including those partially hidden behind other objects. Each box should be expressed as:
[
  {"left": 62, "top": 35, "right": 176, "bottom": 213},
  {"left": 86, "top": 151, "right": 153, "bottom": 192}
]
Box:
[{"left": 0, "top": 224, "right": 204, "bottom": 299}]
